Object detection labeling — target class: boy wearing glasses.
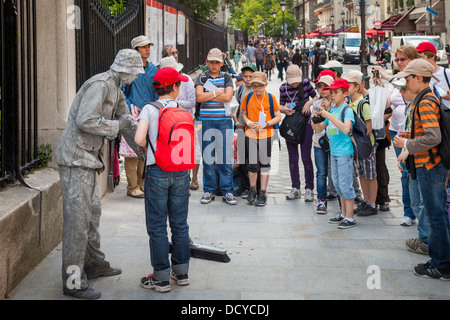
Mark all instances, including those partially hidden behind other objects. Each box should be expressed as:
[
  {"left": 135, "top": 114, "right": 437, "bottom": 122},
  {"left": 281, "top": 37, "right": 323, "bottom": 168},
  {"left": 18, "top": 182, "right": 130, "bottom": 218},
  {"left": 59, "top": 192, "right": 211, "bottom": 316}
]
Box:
[{"left": 240, "top": 72, "right": 282, "bottom": 206}]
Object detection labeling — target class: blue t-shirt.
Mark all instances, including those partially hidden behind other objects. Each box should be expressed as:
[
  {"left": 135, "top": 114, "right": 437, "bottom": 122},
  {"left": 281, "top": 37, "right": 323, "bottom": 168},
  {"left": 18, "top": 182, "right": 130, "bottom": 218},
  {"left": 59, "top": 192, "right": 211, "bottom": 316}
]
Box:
[{"left": 324, "top": 103, "right": 355, "bottom": 157}]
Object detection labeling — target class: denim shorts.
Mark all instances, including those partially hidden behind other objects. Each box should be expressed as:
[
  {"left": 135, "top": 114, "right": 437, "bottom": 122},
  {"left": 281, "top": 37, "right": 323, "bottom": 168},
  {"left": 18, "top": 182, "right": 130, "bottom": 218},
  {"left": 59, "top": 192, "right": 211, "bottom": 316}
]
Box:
[{"left": 330, "top": 154, "right": 356, "bottom": 200}]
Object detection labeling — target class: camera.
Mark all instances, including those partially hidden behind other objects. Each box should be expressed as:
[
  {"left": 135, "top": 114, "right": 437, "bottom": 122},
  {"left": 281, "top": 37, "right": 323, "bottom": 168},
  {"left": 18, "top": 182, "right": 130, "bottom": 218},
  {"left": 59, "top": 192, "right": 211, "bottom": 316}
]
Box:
[{"left": 372, "top": 69, "right": 380, "bottom": 78}]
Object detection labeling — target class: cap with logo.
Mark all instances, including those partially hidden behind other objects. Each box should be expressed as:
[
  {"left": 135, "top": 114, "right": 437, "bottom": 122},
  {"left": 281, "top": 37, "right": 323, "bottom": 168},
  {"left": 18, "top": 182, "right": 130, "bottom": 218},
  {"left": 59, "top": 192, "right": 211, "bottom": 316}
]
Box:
[
  {"left": 207, "top": 48, "right": 223, "bottom": 62},
  {"left": 323, "top": 78, "right": 350, "bottom": 91},
  {"left": 313, "top": 69, "right": 336, "bottom": 83},
  {"left": 153, "top": 67, "right": 189, "bottom": 89},
  {"left": 241, "top": 63, "right": 257, "bottom": 73},
  {"left": 394, "top": 58, "right": 438, "bottom": 80},
  {"left": 416, "top": 41, "right": 437, "bottom": 55},
  {"left": 286, "top": 65, "right": 303, "bottom": 85},
  {"left": 249, "top": 71, "right": 268, "bottom": 85},
  {"left": 319, "top": 60, "right": 343, "bottom": 74}
]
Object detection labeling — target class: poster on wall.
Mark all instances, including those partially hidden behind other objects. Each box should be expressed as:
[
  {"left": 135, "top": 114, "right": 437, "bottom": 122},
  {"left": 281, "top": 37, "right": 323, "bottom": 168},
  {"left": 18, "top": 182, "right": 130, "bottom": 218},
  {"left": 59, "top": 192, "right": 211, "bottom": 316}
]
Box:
[
  {"left": 146, "top": 0, "right": 163, "bottom": 65},
  {"left": 177, "top": 11, "right": 186, "bottom": 45},
  {"left": 164, "top": 5, "right": 177, "bottom": 47}
]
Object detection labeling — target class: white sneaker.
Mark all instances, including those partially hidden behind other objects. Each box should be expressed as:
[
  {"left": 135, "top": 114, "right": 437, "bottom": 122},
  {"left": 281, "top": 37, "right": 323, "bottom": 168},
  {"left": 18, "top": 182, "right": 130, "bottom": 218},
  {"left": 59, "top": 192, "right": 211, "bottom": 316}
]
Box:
[
  {"left": 400, "top": 216, "right": 415, "bottom": 226},
  {"left": 305, "top": 189, "right": 314, "bottom": 202},
  {"left": 286, "top": 188, "right": 301, "bottom": 200}
]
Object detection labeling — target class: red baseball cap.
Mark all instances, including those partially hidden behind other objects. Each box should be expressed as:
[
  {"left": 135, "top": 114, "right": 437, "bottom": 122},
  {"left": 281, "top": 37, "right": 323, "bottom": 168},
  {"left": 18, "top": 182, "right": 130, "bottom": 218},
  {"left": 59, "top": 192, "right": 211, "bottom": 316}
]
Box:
[
  {"left": 416, "top": 41, "right": 437, "bottom": 55},
  {"left": 154, "top": 67, "right": 189, "bottom": 89},
  {"left": 323, "top": 78, "right": 349, "bottom": 91},
  {"left": 313, "top": 69, "right": 336, "bottom": 83}
]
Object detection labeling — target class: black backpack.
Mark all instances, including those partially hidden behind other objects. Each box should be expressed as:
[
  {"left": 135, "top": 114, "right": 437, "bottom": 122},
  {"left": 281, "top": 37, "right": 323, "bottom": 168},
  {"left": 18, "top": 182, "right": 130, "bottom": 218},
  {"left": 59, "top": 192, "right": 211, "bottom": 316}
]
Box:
[
  {"left": 419, "top": 89, "right": 450, "bottom": 170},
  {"left": 316, "top": 48, "right": 327, "bottom": 66},
  {"left": 341, "top": 105, "right": 373, "bottom": 161},
  {"left": 279, "top": 83, "right": 306, "bottom": 145}
]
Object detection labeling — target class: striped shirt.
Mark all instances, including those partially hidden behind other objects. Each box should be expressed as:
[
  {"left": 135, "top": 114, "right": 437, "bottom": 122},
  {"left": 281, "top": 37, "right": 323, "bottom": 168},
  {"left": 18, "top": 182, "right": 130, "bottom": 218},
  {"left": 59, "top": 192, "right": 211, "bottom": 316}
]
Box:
[
  {"left": 195, "top": 71, "right": 234, "bottom": 120},
  {"left": 408, "top": 90, "right": 441, "bottom": 170},
  {"left": 279, "top": 79, "right": 316, "bottom": 109}
]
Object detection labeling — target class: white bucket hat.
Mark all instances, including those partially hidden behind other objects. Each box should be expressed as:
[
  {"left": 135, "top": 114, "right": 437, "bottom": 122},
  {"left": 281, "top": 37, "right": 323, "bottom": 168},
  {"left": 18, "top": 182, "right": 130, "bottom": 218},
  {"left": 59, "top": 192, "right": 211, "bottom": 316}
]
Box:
[
  {"left": 110, "top": 49, "right": 145, "bottom": 75},
  {"left": 159, "top": 56, "right": 184, "bottom": 72}
]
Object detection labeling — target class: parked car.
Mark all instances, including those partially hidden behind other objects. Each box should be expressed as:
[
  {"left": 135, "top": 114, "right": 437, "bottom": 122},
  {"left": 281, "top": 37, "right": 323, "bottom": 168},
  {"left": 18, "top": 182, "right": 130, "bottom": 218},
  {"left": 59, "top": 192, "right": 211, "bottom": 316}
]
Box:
[
  {"left": 391, "top": 36, "right": 448, "bottom": 73},
  {"left": 336, "top": 33, "right": 370, "bottom": 64},
  {"left": 327, "top": 37, "right": 338, "bottom": 59}
]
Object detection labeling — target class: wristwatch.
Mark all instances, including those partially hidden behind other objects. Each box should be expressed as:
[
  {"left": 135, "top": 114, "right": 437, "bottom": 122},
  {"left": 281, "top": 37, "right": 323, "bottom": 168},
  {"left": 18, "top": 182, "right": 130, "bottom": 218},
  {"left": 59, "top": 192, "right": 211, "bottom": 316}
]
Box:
[{"left": 265, "top": 122, "right": 270, "bottom": 128}]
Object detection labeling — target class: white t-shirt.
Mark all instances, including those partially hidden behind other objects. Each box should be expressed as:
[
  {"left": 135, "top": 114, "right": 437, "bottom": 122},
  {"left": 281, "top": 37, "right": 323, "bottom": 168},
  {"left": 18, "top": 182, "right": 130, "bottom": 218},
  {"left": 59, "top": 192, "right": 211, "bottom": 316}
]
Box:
[
  {"left": 138, "top": 99, "right": 178, "bottom": 166},
  {"left": 431, "top": 66, "right": 450, "bottom": 109},
  {"left": 388, "top": 84, "right": 407, "bottom": 132}
]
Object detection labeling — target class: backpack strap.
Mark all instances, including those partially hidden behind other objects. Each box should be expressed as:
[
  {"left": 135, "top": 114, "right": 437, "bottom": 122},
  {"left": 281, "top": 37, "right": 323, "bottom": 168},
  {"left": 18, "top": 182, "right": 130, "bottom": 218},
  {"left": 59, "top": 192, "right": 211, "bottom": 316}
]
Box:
[{"left": 444, "top": 68, "right": 450, "bottom": 90}]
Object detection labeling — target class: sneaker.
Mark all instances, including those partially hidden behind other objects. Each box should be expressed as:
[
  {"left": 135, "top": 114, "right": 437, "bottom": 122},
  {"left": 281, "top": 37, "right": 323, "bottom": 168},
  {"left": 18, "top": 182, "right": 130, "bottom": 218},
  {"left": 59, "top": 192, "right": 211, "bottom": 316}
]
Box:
[
  {"left": 86, "top": 266, "right": 122, "bottom": 279},
  {"left": 240, "top": 189, "right": 249, "bottom": 199},
  {"left": 357, "top": 204, "right": 378, "bottom": 216},
  {"left": 328, "top": 214, "right": 345, "bottom": 224},
  {"left": 378, "top": 203, "right": 390, "bottom": 211},
  {"left": 326, "top": 194, "right": 338, "bottom": 201},
  {"left": 414, "top": 260, "right": 450, "bottom": 281},
  {"left": 337, "top": 218, "right": 356, "bottom": 229},
  {"left": 127, "top": 189, "right": 144, "bottom": 199},
  {"left": 286, "top": 188, "right": 301, "bottom": 200},
  {"left": 140, "top": 274, "right": 171, "bottom": 293},
  {"left": 254, "top": 194, "right": 267, "bottom": 207},
  {"left": 353, "top": 201, "right": 368, "bottom": 215},
  {"left": 400, "top": 216, "right": 416, "bottom": 226},
  {"left": 247, "top": 188, "right": 257, "bottom": 205},
  {"left": 170, "top": 272, "right": 190, "bottom": 286},
  {"left": 200, "top": 192, "right": 215, "bottom": 204},
  {"left": 316, "top": 199, "right": 327, "bottom": 214},
  {"left": 405, "top": 238, "right": 429, "bottom": 255},
  {"left": 189, "top": 178, "right": 199, "bottom": 191},
  {"left": 305, "top": 189, "right": 314, "bottom": 202},
  {"left": 223, "top": 193, "right": 238, "bottom": 205}
]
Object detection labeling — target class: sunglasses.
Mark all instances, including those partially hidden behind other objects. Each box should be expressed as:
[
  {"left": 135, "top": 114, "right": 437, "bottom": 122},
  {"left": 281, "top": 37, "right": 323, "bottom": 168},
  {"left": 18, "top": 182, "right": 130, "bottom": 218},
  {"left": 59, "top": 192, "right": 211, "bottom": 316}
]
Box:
[
  {"left": 171, "top": 51, "right": 179, "bottom": 56},
  {"left": 394, "top": 58, "right": 407, "bottom": 63}
]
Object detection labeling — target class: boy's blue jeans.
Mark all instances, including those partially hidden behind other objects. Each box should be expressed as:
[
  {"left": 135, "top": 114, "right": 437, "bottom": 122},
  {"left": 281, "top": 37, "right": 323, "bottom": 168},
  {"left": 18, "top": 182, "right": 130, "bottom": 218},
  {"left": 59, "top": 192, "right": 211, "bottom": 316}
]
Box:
[
  {"left": 314, "top": 146, "right": 329, "bottom": 200},
  {"left": 416, "top": 162, "right": 450, "bottom": 269},
  {"left": 145, "top": 165, "right": 190, "bottom": 281},
  {"left": 330, "top": 155, "right": 356, "bottom": 200}
]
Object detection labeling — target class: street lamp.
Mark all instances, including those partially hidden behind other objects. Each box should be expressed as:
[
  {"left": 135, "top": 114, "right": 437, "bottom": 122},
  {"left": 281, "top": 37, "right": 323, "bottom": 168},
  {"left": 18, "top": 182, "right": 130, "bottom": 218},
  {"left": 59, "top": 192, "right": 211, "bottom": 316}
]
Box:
[
  {"left": 272, "top": 10, "right": 277, "bottom": 38},
  {"left": 280, "top": 1, "right": 286, "bottom": 43},
  {"left": 301, "top": 0, "right": 308, "bottom": 79},
  {"left": 341, "top": 10, "right": 345, "bottom": 33},
  {"left": 331, "top": 12, "right": 334, "bottom": 34}
]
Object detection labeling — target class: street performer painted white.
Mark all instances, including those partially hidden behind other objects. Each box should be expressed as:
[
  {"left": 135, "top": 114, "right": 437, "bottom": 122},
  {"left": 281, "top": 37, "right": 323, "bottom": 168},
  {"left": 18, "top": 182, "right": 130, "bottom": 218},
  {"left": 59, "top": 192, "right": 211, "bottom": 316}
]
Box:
[{"left": 56, "top": 49, "right": 145, "bottom": 299}]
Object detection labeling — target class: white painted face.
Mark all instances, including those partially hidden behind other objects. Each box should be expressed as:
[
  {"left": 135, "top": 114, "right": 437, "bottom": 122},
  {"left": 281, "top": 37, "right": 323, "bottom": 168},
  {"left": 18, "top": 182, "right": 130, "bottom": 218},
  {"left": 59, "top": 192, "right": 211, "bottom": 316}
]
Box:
[{"left": 120, "top": 72, "right": 139, "bottom": 85}]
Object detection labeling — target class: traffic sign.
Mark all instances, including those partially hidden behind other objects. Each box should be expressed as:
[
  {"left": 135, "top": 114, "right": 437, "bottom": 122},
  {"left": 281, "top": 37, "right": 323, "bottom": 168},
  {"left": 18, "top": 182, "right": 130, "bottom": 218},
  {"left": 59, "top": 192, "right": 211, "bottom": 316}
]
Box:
[
  {"left": 374, "top": 20, "right": 382, "bottom": 29},
  {"left": 426, "top": 6, "right": 439, "bottom": 17}
]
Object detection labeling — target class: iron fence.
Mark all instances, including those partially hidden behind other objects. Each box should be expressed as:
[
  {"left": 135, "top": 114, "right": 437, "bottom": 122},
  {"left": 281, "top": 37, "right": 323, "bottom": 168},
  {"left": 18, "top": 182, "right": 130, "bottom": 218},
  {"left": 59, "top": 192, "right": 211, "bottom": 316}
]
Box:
[{"left": 0, "top": 0, "right": 39, "bottom": 188}]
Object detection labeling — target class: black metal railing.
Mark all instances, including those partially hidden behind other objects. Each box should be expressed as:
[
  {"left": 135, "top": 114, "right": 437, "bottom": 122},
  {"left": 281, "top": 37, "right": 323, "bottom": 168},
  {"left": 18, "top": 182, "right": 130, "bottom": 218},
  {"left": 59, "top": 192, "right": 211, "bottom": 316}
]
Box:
[{"left": 0, "top": 0, "right": 39, "bottom": 188}]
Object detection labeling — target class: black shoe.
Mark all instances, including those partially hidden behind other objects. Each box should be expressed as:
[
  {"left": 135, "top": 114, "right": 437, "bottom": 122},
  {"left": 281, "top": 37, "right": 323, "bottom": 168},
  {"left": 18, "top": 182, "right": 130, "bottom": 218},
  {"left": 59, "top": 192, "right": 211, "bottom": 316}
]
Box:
[
  {"left": 378, "top": 203, "right": 390, "bottom": 211},
  {"left": 326, "top": 194, "right": 338, "bottom": 201},
  {"left": 86, "top": 266, "right": 122, "bottom": 279},
  {"left": 247, "top": 188, "right": 257, "bottom": 205},
  {"left": 414, "top": 260, "right": 450, "bottom": 281},
  {"left": 63, "top": 288, "right": 101, "bottom": 300},
  {"left": 337, "top": 218, "right": 356, "bottom": 229},
  {"left": 353, "top": 202, "right": 368, "bottom": 215},
  {"left": 357, "top": 204, "right": 378, "bottom": 216},
  {"left": 355, "top": 195, "right": 364, "bottom": 205},
  {"left": 254, "top": 194, "right": 267, "bottom": 207}
]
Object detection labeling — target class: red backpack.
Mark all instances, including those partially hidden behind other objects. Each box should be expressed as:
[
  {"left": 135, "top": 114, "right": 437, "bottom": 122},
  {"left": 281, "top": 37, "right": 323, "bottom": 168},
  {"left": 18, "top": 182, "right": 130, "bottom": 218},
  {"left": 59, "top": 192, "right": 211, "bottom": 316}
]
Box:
[{"left": 148, "top": 101, "right": 196, "bottom": 172}]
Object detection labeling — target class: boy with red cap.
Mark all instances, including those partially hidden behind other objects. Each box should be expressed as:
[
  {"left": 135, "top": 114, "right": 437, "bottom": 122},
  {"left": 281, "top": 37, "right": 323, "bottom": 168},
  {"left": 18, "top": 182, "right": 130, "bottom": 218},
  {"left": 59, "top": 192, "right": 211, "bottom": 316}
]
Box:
[
  {"left": 312, "top": 78, "right": 357, "bottom": 229},
  {"left": 416, "top": 41, "right": 450, "bottom": 110},
  {"left": 135, "top": 67, "right": 192, "bottom": 293}
]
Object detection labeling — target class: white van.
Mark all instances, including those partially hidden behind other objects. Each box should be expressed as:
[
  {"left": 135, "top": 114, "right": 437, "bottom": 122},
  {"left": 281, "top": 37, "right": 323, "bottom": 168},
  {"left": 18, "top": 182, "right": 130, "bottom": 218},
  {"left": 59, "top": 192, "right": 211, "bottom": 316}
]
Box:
[
  {"left": 336, "top": 33, "right": 370, "bottom": 64},
  {"left": 327, "top": 37, "right": 338, "bottom": 59},
  {"left": 391, "top": 36, "right": 448, "bottom": 73}
]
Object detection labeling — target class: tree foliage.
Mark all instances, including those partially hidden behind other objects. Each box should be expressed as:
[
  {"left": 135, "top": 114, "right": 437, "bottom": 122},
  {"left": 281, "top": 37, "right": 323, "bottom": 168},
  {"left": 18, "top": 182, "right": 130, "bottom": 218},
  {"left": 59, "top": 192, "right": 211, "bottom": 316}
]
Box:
[
  {"left": 229, "top": 0, "right": 299, "bottom": 38},
  {"left": 178, "top": 0, "right": 242, "bottom": 20}
]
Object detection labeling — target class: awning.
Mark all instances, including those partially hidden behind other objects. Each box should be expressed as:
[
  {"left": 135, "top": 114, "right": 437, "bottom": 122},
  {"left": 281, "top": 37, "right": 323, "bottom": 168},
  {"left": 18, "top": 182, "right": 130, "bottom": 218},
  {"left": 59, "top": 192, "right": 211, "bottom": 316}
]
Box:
[
  {"left": 322, "top": 32, "right": 334, "bottom": 36},
  {"left": 381, "top": 14, "right": 403, "bottom": 31},
  {"left": 308, "top": 32, "right": 320, "bottom": 38},
  {"left": 318, "top": 24, "right": 333, "bottom": 34},
  {"left": 366, "top": 29, "right": 386, "bottom": 37}
]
